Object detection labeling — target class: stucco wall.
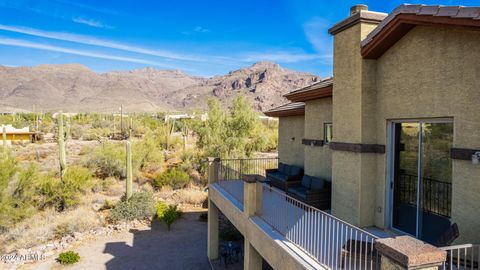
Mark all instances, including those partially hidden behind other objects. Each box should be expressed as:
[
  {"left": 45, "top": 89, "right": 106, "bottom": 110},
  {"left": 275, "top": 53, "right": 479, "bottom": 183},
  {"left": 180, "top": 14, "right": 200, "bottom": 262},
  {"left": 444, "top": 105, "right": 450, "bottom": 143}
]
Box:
[
  {"left": 373, "top": 26, "right": 480, "bottom": 243},
  {"left": 278, "top": 116, "right": 305, "bottom": 167},
  {"left": 331, "top": 22, "right": 380, "bottom": 226},
  {"left": 304, "top": 98, "right": 332, "bottom": 180}
]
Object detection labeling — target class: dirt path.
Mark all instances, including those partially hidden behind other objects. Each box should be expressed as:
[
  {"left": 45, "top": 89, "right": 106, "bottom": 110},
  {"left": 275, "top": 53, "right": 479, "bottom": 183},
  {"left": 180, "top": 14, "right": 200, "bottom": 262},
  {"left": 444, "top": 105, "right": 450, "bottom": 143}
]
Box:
[{"left": 23, "top": 211, "right": 210, "bottom": 270}]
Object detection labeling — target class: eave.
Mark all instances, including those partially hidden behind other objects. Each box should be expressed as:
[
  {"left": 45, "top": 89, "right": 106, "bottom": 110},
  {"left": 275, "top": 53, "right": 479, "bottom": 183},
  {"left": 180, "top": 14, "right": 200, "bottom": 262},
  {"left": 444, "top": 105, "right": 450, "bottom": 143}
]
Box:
[
  {"left": 361, "top": 13, "right": 480, "bottom": 59},
  {"left": 284, "top": 85, "right": 333, "bottom": 102},
  {"left": 263, "top": 103, "right": 305, "bottom": 117}
]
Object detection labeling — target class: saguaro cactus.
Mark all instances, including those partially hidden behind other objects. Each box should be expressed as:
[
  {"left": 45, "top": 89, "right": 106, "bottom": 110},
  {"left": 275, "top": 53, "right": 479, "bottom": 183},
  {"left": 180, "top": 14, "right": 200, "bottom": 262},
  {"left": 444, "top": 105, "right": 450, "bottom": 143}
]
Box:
[
  {"left": 126, "top": 140, "right": 133, "bottom": 200},
  {"left": 57, "top": 112, "right": 67, "bottom": 179},
  {"left": 65, "top": 118, "right": 71, "bottom": 140}
]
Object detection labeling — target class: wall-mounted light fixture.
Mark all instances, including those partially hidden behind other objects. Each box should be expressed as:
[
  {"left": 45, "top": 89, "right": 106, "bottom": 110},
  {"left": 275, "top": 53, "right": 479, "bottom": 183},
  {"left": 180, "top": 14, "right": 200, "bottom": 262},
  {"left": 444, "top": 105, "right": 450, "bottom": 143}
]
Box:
[
  {"left": 310, "top": 141, "right": 315, "bottom": 147},
  {"left": 290, "top": 137, "right": 295, "bottom": 142},
  {"left": 472, "top": 152, "right": 480, "bottom": 165}
]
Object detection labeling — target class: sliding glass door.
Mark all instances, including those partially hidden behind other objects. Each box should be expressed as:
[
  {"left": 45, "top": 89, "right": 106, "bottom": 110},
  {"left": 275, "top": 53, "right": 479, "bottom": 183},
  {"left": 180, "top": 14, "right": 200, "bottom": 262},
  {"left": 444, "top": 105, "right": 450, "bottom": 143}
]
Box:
[{"left": 390, "top": 120, "right": 453, "bottom": 243}]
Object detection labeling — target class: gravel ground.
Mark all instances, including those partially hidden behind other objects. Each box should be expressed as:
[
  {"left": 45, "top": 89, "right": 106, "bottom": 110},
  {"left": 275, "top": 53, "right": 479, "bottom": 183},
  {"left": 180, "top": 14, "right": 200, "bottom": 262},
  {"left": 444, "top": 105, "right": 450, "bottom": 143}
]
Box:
[{"left": 22, "top": 211, "right": 210, "bottom": 270}]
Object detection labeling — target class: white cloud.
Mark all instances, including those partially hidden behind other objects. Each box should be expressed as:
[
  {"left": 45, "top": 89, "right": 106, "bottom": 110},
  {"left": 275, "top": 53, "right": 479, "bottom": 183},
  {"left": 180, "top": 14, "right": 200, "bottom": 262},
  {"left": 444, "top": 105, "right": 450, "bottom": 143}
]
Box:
[
  {"left": 303, "top": 17, "right": 333, "bottom": 57},
  {"left": 182, "top": 26, "right": 210, "bottom": 35},
  {"left": 0, "top": 24, "right": 202, "bottom": 62},
  {"left": 0, "top": 37, "right": 181, "bottom": 69},
  {"left": 194, "top": 26, "right": 209, "bottom": 33},
  {"left": 72, "top": 17, "right": 113, "bottom": 29}
]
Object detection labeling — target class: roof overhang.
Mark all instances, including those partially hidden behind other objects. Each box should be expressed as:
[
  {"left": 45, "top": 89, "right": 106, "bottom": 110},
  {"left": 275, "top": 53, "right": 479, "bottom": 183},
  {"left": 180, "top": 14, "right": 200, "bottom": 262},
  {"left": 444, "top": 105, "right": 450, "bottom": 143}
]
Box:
[
  {"left": 361, "top": 7, "right": 480, "bottom": 59},
  {"left": 284, "top": 84, "right": 333, "bottom": 102},
  {"left": 263, "top": 103, "right": 305, "bottom": 117}
]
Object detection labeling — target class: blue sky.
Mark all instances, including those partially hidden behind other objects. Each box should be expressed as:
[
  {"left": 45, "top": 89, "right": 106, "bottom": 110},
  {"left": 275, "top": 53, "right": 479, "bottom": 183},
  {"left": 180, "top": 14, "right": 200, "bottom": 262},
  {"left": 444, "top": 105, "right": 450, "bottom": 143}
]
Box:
[{"left": 0, "top": 0, "right": 478, "bottom": 77}]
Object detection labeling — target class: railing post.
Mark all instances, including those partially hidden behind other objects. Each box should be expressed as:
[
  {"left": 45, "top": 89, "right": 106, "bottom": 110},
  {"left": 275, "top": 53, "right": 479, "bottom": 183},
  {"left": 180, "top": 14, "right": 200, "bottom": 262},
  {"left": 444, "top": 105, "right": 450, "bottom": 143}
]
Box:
[
  {"left": 375, "top": 236, "right": 447, "bottom": 270},
  {"left": 208, "top": 157, "right": 220, "bottom": 184},
  {"left": 243, "top": 174, "right": 263, "bottom": 217}
]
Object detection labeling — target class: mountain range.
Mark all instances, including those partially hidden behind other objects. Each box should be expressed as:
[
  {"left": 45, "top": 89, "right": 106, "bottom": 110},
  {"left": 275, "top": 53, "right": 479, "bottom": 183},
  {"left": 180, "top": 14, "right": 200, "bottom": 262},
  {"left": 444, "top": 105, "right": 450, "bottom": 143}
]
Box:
[{"left": 0, "top": 62, "right": 319, "bottom": 113}]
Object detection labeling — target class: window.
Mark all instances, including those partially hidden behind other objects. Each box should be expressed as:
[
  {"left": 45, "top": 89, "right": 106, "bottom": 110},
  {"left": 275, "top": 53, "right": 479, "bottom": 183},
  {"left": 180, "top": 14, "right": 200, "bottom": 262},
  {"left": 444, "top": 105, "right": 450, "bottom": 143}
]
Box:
[{"left": 324, "top": 123, "right": 333, "bottom": 144}]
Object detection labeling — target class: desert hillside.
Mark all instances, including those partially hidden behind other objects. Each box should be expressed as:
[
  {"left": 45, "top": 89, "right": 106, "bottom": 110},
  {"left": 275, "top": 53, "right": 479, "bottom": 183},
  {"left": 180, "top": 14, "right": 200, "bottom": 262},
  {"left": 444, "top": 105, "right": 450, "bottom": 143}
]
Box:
[{"left": 0, "top": 62, "right": 319, "bottom": 113}]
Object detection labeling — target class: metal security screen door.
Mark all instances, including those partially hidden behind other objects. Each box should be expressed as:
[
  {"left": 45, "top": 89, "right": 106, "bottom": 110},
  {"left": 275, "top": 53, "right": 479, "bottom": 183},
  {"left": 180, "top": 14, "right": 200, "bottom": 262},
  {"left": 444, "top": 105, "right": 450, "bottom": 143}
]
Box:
[{"left": 389, "top": 119, "right": 453, "bottom": 244}]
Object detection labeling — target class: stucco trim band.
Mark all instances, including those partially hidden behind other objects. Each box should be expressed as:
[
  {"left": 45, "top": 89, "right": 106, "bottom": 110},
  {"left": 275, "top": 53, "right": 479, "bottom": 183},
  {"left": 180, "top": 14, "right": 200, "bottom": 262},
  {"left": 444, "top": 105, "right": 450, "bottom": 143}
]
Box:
[
  {"left": 451, "top": 148, "right": 480, "bottom": 160},
  {"left": 330, "top": 142, "right": 385, "bottom": 153},
  {"left": 301, "top": 139, "right": 324, "bottom": 147}
]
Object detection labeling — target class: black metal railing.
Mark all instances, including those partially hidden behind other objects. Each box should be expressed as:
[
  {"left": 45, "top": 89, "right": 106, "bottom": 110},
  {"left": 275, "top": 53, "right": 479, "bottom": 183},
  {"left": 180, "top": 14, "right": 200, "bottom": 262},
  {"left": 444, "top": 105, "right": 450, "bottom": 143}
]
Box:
[
  {"left": 218, "top": 158, "right": 278, "bottom": 181},
  {"left": 395, "top": 173, "right": 452, "bottom": 218}
]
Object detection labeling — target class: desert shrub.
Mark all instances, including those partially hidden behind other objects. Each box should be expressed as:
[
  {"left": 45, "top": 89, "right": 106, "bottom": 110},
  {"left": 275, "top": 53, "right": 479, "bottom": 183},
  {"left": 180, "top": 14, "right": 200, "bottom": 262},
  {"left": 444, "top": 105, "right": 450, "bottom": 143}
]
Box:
[
  {"left": 83, "top": 143, "right": 125, "bottom": 179},
  {"left": 59, "top": 166, "right": 93, "bottom": 209},
  {"left": 83, "top": 127, "right": 111, "bottom": 141},
  {"left": 0, "top": 153, "right": 18, "bottom": 193},
  {"left": 156, "top": 202, "right": 180, "bottom": 230},
  {"left": 57, "top": 251, "right": 80, "bottom": 265},
  {"left": 153, "top": 168, "right": 190, "bottom": 189},
  {"left": 99, "top": 199, "right": 115, "bottom": 211},
  {"left": 54, "top": 223, "right": 72, "bottom": 238},
  {"left": 109, "top": 191, "right": 156, "bottom": 221},
  {"left": 69, "top": 124, "right": 84, "bottom": 140},
  {"left": 133, "top": 132, "right": 164, "bottom": 171}
]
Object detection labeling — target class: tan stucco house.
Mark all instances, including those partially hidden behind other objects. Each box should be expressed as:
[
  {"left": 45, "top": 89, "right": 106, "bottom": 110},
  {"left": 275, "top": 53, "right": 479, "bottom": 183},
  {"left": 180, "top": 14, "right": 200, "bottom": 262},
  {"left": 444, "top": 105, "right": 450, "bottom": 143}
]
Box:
[{"left": 207, "top": 4, "right": 480, "bottom": 270}]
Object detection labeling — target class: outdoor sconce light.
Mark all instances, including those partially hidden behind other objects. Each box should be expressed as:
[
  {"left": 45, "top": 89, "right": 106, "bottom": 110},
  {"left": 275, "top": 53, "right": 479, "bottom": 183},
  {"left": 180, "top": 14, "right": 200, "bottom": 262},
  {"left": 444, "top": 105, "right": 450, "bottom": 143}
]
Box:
[
  {"left": 472, "top": 152, "right": 480, "bottom": 165},
  {"left": 290, "top": 137, "right": 295, "bottom": 142},
  {"left": 310, "top": 141, "right": 315, "bottom": 147}
]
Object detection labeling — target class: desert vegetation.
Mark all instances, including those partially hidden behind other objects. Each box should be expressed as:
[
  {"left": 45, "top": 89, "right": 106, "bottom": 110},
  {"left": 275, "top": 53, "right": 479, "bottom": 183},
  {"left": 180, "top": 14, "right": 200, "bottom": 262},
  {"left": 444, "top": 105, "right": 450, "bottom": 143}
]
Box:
[{"left": 0, "top": 95, "right": 277, "bottom": 264}]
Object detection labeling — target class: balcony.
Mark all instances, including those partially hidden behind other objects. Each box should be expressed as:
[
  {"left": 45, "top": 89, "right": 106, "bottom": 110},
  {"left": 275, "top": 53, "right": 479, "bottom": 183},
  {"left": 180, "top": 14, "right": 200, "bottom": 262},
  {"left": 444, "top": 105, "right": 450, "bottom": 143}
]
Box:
[{"left": 209, "top": 158, "right": 480, "bottom": 270}]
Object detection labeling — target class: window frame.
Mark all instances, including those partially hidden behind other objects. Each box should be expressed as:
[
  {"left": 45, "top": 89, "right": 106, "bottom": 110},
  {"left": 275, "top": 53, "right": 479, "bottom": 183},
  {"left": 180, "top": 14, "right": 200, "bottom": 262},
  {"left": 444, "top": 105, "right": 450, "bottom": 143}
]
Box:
[{"left": 324, "top": 122, "right": 333, "bottom": 144}]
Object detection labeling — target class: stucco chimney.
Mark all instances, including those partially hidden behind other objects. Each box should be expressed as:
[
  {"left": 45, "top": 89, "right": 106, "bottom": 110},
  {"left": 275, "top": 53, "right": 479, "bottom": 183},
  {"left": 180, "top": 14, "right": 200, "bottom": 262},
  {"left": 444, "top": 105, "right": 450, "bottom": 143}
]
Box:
[{"left": 350, "top": 4, "right": 368, "bottom": 15}]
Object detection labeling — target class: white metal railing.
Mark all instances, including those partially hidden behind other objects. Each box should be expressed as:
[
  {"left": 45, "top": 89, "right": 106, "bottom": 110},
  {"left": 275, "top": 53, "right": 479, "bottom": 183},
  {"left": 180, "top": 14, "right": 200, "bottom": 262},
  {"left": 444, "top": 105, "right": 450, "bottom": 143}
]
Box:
[
  {"left": 260, "top": 185, "right": 379, "bottom": 270},
  {"left": 440, "top": 244, "right": 480, "bottom": 270}
]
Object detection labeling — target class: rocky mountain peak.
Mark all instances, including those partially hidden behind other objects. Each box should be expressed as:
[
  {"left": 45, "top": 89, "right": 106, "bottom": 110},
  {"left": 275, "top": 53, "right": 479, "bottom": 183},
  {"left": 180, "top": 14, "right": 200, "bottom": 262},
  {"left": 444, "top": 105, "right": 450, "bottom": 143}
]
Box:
[{"left": 0, "top": 62, "right": 320, "bottom": 113}]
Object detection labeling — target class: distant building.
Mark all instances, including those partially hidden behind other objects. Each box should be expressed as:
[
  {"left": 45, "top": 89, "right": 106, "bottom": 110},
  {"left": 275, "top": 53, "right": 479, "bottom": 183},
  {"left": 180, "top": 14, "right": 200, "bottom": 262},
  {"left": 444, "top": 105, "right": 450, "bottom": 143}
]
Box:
[{"left": 1, "top": 124, "right": 35, "bottom": 145}]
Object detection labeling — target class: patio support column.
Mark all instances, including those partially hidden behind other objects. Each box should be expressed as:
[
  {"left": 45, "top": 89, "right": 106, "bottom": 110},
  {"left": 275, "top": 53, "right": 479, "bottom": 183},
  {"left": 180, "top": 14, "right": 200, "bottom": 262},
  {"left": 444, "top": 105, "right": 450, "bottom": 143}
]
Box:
[
  {"left": 244, "top": 241, "right": 262, "bottom": 270},
  {"left": 375, "top": 236, "right": 446, "bottom": 270},
  {"left": 207, "top": 157, "right": 220, "bottom": 260},
  {"left": 207, "top": 200, "right": 219, "bottom": 260},
  {"left": 243, "top": 174, "right": 264, "bottom": 270}
]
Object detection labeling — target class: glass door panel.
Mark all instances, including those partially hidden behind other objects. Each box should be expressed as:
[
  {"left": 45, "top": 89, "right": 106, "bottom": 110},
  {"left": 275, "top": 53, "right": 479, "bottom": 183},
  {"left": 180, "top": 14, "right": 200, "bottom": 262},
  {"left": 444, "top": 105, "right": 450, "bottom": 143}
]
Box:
[
  {"left": 392, "top": 122, "right": 420, "bottom": 237},
  {"left": 420, "top": 122, "right": 453, "bottom": 243}
]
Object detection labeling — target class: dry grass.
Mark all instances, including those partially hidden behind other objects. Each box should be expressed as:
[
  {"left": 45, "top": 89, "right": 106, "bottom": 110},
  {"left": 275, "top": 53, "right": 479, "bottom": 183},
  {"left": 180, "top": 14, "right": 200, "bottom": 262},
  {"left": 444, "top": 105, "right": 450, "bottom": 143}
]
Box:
[
  {"left": 0, "top": 206, "right": 102, "bottom": 253},
  {"left": 171, "top": 187, "right": 207, "bottom": 206}
]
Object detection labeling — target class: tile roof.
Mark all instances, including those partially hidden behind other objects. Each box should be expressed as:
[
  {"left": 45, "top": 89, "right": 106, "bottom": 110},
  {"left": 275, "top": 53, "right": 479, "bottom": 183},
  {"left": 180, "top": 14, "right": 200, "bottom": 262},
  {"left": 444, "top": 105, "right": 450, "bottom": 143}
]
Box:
[
  {"left": 361, "top": 5, "right": 480, "bottom": 48},
  {"left": 263, "top": 102, "right": 305, "bottom": 117},
  {"left": 285, "top": 77, "right": 333, "bottom": 96}
]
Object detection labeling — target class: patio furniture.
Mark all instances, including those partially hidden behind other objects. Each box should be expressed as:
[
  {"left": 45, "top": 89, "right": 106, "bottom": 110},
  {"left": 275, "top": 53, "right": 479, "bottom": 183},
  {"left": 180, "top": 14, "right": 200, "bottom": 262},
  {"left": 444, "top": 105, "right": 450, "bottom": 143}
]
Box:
[
  {"left": 434, "top": 223, "right": 459, "bottom": 247},
  {"left": 266, "top": 162, "right": 304, "bottom": 191},
  {"left": 286, "top": 175, "right": 331, "bottom": 210},
  {"left": 220, "top": 241, "right": 242, "bottom": 268}
]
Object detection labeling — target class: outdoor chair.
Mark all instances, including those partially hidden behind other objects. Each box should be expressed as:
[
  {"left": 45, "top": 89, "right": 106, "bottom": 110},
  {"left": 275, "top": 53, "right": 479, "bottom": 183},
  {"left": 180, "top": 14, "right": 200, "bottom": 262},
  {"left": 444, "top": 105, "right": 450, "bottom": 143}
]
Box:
[
  {"left": 266, "top": 162, "right": 303, "bottom": 191},
  {"left": 286, "top": 175, "right": 331, "bottom": 210},
  {"left": 434, "top": 223, "right": 459, "bottom": 247}
]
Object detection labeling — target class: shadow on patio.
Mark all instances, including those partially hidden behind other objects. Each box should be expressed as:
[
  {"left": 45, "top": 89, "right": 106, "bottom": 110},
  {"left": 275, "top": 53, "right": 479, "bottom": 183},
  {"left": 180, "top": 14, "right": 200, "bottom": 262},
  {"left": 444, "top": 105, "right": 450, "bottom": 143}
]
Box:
[{"left": 104, "top": 211, "right": 210, "bottom": 270}]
